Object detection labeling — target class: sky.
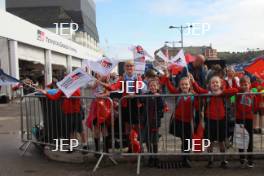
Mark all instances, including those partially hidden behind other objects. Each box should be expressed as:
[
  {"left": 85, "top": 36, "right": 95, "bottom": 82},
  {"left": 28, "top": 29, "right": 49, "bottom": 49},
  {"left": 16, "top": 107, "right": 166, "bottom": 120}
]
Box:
[
  {"left": 95, "top": 0, "right": 264, "bottom": 58},
  {"left": 0, "top": 0, "right": 4, "bottom": 10},
  {"left": 1, "top": 0, "right": 263, "bottom": 58}
]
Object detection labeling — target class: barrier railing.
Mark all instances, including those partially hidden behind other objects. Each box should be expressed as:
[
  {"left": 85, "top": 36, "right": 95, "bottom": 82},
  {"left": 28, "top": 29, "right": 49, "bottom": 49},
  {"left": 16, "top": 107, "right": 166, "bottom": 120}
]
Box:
[
  {"left": 19, "top": 92, "right": 264, "bottom": 174},
  {"left": 118, "top": 93, "right": 264, "bottom": 173},
  {"left": 19, "top": 94, "right": 117, "bottom": 171}
]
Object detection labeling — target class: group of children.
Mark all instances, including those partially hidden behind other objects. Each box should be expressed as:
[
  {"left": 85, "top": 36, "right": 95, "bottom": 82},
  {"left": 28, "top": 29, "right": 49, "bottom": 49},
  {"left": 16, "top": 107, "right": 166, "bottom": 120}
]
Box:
[
  {"left": 150, "top": 71, "right": 260, "bottom": 168},
  {"left": 39, "top": 60, "right": 263, "bottom": 169},
  {"left": 90, "top": 61, "right": 164, "bottom": 161},
  {"left": 94, "top": 60, "right": 263, "bottom": 168}
]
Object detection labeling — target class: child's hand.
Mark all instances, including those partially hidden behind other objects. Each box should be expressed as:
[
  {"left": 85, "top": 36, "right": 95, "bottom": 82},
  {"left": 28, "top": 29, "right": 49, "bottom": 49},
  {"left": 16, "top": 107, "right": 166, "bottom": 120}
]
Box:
[
  {"left": 137, "top": 102, "right": 143, "bottom": 108},
  {"left": 36, "top": 89, "right": 47, "bottom": 94},
  {"left": 96, "top": 79, "right": 101, "bottom": 84},
  {"left": 188, "top": 73, "right": 195, "bottom": 82},
  {"left": 164, "top": 69, "right": 170, "bottom": 78},
  {"left": 95, "top": 94, "right": 101, "bottom": 98}
]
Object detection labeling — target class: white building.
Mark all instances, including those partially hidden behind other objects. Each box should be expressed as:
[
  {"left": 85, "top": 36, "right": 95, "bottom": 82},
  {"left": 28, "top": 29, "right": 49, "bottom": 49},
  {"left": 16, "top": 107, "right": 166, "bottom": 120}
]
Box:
[
  {"left": 0, "top": 10, "right": 100, "bottom": 98},
  {"left": 6, "top": 0, "right": 101, "bottom": 58}
]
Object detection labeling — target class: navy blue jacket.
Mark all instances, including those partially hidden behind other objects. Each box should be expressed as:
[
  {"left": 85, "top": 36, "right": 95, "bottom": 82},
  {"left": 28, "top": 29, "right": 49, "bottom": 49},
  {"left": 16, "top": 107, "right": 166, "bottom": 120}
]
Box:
[
  {"left": 176, "top": 63, "right": 207, "bottom": 88},
  {"left": 141, "top": 92, "right": 164, "bottom": 128}
]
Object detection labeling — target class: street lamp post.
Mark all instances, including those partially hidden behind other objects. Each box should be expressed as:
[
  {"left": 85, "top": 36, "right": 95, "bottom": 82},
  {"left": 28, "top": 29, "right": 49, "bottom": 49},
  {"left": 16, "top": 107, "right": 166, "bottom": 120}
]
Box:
[{"left": 169, "top": 25, "right": 192, "bottom": 48}]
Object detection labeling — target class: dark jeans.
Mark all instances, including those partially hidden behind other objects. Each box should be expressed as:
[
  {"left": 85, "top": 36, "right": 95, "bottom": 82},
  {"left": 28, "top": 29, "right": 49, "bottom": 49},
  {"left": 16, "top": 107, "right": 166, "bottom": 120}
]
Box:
[{"left": 170, "top": 119, "right": 192, "bottom": 153}]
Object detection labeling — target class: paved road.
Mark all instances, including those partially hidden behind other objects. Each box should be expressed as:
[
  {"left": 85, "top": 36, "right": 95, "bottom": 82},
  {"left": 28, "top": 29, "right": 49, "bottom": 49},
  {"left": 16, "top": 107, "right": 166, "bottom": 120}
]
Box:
[{"left": 0, "top": 102, "right": 264, "bottom": 176}]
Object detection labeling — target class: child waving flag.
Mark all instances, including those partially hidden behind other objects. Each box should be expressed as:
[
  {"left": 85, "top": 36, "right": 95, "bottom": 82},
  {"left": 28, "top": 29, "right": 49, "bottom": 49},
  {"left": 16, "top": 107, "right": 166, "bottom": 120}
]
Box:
[{"left": 57, "top": 68, "right": 95, "bottom": 98}]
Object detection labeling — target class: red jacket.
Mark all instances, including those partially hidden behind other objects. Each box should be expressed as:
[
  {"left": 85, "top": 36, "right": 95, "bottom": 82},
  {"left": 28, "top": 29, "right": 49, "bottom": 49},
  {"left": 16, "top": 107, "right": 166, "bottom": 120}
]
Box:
[
  {"left": 159, "top": 76, "right": 168, "bottom": 86},
  {"left": 251, "top": 81, "right": 264, "bottom": 110},
  {"left": 174, "top": 96, "right": 198, "bottom": 122},
  {"left": 163, "top": 77, "right": 198, "bottom": 123},
  {"left": 45, "top": 89, "right": 81, "bottom": 114},
  {"left": 236, "top": 93, "right": 258, "bottom": 120},
  {"left": 163, "top": 76, "right": 180, "bottom": 94},
  {"left": 192, "top": 81, "right": 238, "bottom": 120},
  {"left": 107, "top": 75, "right": 142, "bottom": 107}
]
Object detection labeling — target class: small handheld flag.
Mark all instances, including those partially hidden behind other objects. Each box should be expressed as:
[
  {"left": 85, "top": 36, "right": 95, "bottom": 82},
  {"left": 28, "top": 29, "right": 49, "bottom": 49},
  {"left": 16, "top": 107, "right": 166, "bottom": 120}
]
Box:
[
  {"left": 0, "top": 69, "right": 20, "bottom": 86},
  {"left": 244, "top": 57, "right": 264, "bottom": 80},
  {"left": 156, "top": 50, "right": 169, "bottom": 62},
  {"left": 57, "top": 68, "right": 95, "bottom": 98},
  {"left": 131, "top": 45, "right": 154, "bottom": 61},
  {"left": 130, "top": 45, "right": 154, "bottom": 74},
  {"left": 170, "top": 49, "right": 189, "bottom": 73},
  {"left": 84, "top": 56, "right": 119, "bottom": 76},
  {"left": 171, "top": 49, "right": 187, "bottom": 67}
]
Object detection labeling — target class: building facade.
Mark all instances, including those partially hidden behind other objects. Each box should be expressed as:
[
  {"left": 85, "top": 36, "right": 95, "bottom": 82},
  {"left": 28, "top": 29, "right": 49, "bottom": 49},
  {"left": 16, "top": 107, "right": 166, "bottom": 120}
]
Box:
[
  {"left": 6, "top": 0, "right": 100, "bottom": 57},
  {"left": 155, "top": 45, "right": 218, "bottom": 60},
  {"left": 0, "top": 1, "right": 100, "bottom": 98}
]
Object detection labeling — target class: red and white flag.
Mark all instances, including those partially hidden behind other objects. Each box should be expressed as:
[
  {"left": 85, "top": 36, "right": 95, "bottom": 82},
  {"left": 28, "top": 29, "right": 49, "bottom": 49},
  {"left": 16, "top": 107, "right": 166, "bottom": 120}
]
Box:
[
  {"left": 171, "top": 49, "right": 187, "bottom": 67},
  {"left": 156, "top": 50, "right": 169, "bottom": 62},
  {"left": 131, "top": 45, "right": 151, "bottom": 74},
  {"left": 131, "top": 45, "right": 154, "bottom": 61},
  {"left": 244, "top": 57, "right": 264, "bottom": 80},
  {"left": 84, "top": 56, "right": 119, "bottom": 76},
  {"left": 57, "top": 68, "right": 94, "bottom": 98}
]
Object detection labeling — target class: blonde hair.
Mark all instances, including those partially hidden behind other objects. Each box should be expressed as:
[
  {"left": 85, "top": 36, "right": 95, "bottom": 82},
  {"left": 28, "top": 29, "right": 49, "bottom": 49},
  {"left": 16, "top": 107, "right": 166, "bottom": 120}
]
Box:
[
  {"left": 124, "top": 60, "right": 134, "bottom": 66},
  {"left": 208, "top": 75, "right": 222, "bottom": 90}
]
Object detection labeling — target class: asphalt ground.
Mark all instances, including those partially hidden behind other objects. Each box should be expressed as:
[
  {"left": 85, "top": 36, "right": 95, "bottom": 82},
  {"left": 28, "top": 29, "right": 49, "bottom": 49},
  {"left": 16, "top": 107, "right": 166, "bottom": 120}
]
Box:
[{"left": 0, "top": 101, "right": 264, "bottom": 176}]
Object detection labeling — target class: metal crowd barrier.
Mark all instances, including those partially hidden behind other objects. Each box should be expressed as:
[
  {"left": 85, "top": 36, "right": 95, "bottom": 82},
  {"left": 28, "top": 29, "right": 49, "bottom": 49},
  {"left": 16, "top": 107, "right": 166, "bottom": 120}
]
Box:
[
  {"left": 19, "top": 92, "right": 264, "bottom": 174},
  {"left": 19, "top": 93, "right": 117, "bottom": 171},
  {"left": 118, "top": 93, "right": 264, "bottom": 173}
]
